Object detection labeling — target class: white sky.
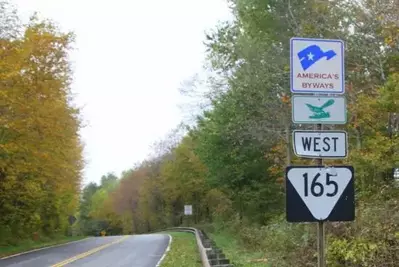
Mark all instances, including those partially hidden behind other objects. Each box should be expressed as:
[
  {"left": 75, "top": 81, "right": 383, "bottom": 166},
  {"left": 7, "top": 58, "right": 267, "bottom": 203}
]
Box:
[{"left": 11, "top": 0, "right": 232, "bottom": 185}]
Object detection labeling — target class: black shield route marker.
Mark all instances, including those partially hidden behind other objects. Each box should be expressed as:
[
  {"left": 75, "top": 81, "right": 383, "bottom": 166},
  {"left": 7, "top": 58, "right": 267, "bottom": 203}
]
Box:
[{"left": 286, "top": 165, "right": 354, "bottom": 222}]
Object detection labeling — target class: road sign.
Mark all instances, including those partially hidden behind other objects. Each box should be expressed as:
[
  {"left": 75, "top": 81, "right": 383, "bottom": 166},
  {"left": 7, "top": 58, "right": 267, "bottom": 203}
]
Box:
[
  {"left": 290, "top": 37, "right": 345, "bottom": 94},
  {"left": 292, "top": 95, "right": 346, "bottom": 124},
  {"left": 286, "top": 166, "right": 354, "bottom": 222},
  {"left": 184, "top": 205, "right": 192, "bottom": 215},
  {"left": 293, "top": 130, "right": 347, "bottom": 158}
]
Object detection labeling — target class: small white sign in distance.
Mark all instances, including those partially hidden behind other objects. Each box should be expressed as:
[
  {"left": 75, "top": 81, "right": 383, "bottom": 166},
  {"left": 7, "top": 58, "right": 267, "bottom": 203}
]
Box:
[
  {"left": 184, "top": 205, "right": 192, "bottom": 215},
  {"left": 292, "top": 95, "right": 346, "bottom": 124},
  {"left": 293, "top": 130, "right": 347, "bottom": 158},
  {"left": 287, "top": 167, "right": 353, "bottom": 220},
  {"left": 290, "top": 37, "right": 345, "bottom": 94}
]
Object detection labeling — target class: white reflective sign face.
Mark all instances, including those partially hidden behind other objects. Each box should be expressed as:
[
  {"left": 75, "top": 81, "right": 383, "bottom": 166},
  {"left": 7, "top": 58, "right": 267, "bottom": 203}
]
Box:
[
  {"left": 184, "top": 205, "right": 192, "bottom": 215},
  {"left": 287, "top": 167, "right": 353, "bottom": 220},
  {"left": 290, "top": 37, "right": 345, "bottom": 94},
  {"left": 293, "top": 131, "right": 347, "bottom": 158},
  {"left": 292, "top": 95, "right": 346, "bottom": 124}
]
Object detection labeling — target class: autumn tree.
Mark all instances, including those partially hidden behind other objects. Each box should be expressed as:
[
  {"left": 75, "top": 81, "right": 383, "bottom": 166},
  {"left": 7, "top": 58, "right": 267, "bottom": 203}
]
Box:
[{"left": 0, "top": 6, "right": 83, "bottom": 244}]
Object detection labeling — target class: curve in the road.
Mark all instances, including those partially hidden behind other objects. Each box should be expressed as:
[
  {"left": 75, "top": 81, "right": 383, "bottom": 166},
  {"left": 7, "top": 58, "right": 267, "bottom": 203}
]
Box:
[{"left": 0, "top": 234, "right": 170, "bottom": 267}]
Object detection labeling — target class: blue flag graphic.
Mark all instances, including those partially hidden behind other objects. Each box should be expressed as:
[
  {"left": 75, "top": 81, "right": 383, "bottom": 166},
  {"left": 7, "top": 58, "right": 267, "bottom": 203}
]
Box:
[{"left": 297, "top": 45, "right": 336, "bottom": 71}]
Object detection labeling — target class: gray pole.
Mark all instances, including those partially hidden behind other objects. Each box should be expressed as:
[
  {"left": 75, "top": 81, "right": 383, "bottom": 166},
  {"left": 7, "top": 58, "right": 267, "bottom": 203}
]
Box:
[{"left": 317, "top": 123, "right": 325, "bottom": 267}]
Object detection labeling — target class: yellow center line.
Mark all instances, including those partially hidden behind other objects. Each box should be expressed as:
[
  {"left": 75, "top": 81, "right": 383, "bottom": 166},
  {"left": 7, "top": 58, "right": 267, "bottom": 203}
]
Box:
[{"left": 51, "top": 236, "right": 130, "bottom": 267}]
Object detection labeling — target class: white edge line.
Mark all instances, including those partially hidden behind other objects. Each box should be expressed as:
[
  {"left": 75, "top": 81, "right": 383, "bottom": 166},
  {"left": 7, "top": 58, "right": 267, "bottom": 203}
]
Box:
[
  {"left": 156, "top": 234, "right": 172, "bottom": 267},
  {"left": 0, "top": 237, "right": 92, "bottom": 260}
]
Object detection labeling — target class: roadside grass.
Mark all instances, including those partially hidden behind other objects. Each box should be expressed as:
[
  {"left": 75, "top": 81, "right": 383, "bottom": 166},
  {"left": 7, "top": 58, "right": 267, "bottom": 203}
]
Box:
[
  {"left": 161, "top": 232, "right": 202, "bottom": 267},
  {"left": 0, "top": 236, "right": 87, "bottom": 258},
  {"left": 210, "top": 231, "right": 272, "bottom": 267}
]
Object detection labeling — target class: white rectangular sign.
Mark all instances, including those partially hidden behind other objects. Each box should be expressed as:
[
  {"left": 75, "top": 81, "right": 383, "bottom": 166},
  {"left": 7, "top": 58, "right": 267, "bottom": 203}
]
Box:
[
  {"left": 292, "top": 95, "right": 346, "bottom": 124},
  {"left": 184, "top": 205, "right": 192, "bottom": 215},
  {"left": 293, "top": 130, "right": 347, "bottom": 158},
  {"left": 290, "top": 37, "right": 345, "bottom": 94}
]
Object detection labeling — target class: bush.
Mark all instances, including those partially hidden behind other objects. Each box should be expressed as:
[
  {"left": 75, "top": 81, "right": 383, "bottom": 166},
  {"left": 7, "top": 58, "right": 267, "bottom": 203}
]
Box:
[
  {"left": 210, "top": 214, "right": 316, "bottom": 267},
  {"left": 327, "top": 197, "right": 399, "bottom": 266},
  {"left": 208, "top": 193, "right": 399, "bottom": 267}
]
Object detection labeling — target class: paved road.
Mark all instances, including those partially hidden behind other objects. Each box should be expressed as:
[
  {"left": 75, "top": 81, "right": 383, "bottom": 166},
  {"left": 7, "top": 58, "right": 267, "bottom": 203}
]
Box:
[{"left": 0, "top": 234, "right": 170, "bottom": 267}]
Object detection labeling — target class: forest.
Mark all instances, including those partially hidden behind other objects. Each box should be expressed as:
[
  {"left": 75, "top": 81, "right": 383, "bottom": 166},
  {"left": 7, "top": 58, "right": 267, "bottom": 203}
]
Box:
[
  {"left": 1, "top": 0, "right": 398, "bottom": 266},
  {"left": 0, "top": 1, "right": 83, "bottom": 246}
]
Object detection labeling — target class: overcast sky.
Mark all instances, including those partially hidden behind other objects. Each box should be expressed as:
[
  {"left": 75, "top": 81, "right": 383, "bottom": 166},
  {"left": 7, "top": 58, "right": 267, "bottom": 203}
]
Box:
[{"left": 11, "top": 0, "right": 232, "bottom": 185}]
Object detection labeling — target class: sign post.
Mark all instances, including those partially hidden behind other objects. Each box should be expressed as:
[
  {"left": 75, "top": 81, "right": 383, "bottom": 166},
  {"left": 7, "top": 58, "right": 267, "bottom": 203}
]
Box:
[
  {"left": 316, "top": 124, "right": 325, "bottom": 267},
  {"left": 289, "top": 37, "right": 354, "bottom": 267}
]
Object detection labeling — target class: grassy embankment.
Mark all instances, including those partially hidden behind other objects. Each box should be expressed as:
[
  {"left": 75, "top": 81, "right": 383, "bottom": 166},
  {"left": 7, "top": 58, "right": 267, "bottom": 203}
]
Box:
[
  {"left": 209, "top": 230, "right": 272, "bottom": 267},
  {"left": 161, "top": 232, "right": 202, "bottom": 267},
  {"left": 162, "top": 225, "right": 272, "bottom": 267}
]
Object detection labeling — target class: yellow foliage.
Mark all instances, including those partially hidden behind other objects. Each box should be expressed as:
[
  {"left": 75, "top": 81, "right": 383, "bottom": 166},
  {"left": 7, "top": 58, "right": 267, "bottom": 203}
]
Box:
[{"left": 0, "top": 17, "right": 83, "bottom": 241}]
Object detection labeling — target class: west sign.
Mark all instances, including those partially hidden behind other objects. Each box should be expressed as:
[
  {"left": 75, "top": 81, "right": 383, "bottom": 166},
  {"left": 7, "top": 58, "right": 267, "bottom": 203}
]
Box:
[{"left": 293, "top": 130, "right": 348, "bottom": 158}]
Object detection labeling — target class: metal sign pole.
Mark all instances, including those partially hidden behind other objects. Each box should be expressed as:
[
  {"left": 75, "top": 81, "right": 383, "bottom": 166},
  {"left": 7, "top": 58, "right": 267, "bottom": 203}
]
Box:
[
  {"left": 317, "top": 123, "right": 325, "bottom": 267},
  {"left": 317, "top": 220, "right": 325, "bottom": 267}
]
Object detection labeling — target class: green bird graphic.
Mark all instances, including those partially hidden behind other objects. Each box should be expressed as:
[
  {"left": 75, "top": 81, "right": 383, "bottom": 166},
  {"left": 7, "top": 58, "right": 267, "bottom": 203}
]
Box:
[{"left": 306, "top": 99, "right": 334, "bottom": 119}]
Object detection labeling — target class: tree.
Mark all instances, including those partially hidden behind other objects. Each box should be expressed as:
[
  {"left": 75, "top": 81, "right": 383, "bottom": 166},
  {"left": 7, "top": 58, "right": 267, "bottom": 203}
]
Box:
[
  {"left": 159, "top": 136, "right": 209, "bottom": 224},
  {"left": 0, "top": 10, "right": 83, "bottom": 243}
]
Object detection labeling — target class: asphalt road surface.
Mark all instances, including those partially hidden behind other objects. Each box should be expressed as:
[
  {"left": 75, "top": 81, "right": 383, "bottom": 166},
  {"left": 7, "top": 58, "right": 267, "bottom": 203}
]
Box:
[{"left": 0, "top": 234, "right": 170, "bottom": 267}]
